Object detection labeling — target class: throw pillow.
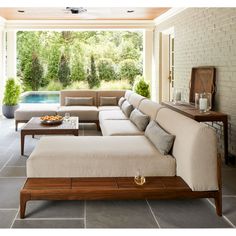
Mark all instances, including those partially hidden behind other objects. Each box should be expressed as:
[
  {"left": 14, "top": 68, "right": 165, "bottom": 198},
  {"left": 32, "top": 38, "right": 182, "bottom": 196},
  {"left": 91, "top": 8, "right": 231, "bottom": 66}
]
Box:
[
  {"left": 100, "top": 97, "right": 117, "bottom": 106},
  {"left": 145, "top": 120, "right": 175, "bottom": 155},
  {"left": 65, "top": 97, "right": 93, "bottom": 106},
  {"left": 118, "top": 97, "right": 126, "bottom": 107},
  {"left": 121, "top": 100, "right": 134, "bottom": 117},
  {"left": 130, "top": 109, "right": 150, "bottom": 131}
]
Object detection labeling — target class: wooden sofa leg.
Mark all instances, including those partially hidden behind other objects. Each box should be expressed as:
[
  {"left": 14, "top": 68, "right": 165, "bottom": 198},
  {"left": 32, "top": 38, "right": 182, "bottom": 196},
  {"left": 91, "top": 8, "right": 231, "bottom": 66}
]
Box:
[
  {"left": 214, "top": 192, "right": 222, "bottom": 216},
  {"left": 215, "top": 153, "right": 222, "bottom": 216},
  {"left": 20, "top": 191, "right": 30, "bottom": 219},
  {"left": 95, "top": 120, "right": 100, "bottom": 131}
]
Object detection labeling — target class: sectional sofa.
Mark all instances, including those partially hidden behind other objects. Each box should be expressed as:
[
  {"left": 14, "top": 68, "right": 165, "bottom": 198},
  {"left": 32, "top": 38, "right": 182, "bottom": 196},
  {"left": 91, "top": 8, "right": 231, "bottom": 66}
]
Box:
[{"left": 18, "top": 90, "right": 222, "bottom": 218}]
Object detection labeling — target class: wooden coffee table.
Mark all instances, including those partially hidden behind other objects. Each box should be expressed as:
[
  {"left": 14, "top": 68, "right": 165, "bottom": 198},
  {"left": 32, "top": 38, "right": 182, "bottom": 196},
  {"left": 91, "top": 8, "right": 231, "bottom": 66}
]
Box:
[{"left": 21, "top": 117, "right": 79, "bottom": 156}]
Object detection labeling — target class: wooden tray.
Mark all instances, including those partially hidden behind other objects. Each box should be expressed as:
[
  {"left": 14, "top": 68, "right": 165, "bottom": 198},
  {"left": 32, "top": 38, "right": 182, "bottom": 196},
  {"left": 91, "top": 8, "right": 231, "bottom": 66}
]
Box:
[{"left": 189, "top": 66, "right": 216, "bottom": 108}]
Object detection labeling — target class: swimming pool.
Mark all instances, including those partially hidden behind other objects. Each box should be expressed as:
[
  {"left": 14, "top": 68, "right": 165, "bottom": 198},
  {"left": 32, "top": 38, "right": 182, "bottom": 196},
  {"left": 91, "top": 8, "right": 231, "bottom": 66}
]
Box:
[{"left": 20, "top": 92, "right": 60, "bottom": 104}]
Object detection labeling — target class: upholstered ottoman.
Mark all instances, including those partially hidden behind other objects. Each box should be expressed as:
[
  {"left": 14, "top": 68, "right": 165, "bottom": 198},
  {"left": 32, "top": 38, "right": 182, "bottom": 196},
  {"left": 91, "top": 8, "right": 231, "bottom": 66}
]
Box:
[{"left": 14, "top": 104, "right": 58, "bottom": 131}]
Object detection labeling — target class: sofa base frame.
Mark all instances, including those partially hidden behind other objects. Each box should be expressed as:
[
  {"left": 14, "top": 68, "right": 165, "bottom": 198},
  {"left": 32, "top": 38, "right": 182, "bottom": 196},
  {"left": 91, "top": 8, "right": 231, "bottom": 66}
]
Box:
[{"left": 20, "top": 176, "right": 222, "bottom": 219}]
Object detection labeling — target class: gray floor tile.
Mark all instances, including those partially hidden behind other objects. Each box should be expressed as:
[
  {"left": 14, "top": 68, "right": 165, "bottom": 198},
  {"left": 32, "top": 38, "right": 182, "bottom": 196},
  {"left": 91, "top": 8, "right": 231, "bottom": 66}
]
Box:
[
  {"left": 86, "top": 200, "right": 158, "bottom": 228},
  {"left": 0, "top": 166, "right": 26, "bottom": 177},
  {"left": 222, "top": 168, "right": 236, "bottom": 195},
  {"left": 0, "top": 178, "right": 26, "bottom": 208},
  {"left": 12, "top": 219, "right": 84, "bottom": 228},
  {"left": 6, "top": 155, "right": 27, "bottom": 167},
  {"left": 221, "top": 197, "right": 236, "bottom": 226},
  {"left": 17, "top": 200, "right": 85, "bottom": 219},
  {"left": 148, "top": 199, "right": 231, "bottom": 228},
  {"left": 0, "top": 209, "right": 18, "bottom": 228}
]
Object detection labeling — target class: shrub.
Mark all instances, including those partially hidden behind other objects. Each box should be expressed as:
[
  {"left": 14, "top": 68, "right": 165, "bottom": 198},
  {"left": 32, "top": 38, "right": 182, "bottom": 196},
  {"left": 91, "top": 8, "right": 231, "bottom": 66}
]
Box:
[
  {"left": 87, "top": 55, "right": 100, "bottom": 89},
  {"left": 23, "top": 53, "right": 44, "bottom": 91},
  {"left": 58, "top": 54, "right": 71, "bottom": 87},
  {"left": 66, "top": 81, "right": 89, "bottom": 90},
  {"left": 3, "top": 78, "right": 21, "bottom": 105},
  {"left": 99, "top": 80, "right": 131, "bottom": 90},
  {"left": 133, "top": 75, "right": 151, "bottom": 98},
  {"left": 118, "top": 59, "right": 140, "bottom": 85},
  {"left": 42, "top": 80, "right": 63, "bottom": 91},
  {"left": 97, "top": 58, "right": 116, "bottom": 81}
]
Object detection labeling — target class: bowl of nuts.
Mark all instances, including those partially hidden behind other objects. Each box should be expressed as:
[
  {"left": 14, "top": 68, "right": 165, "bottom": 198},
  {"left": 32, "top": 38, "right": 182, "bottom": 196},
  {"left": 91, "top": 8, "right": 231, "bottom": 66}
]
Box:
[{"left": 40, "top": 115, "right": 63, "bottom": 125}]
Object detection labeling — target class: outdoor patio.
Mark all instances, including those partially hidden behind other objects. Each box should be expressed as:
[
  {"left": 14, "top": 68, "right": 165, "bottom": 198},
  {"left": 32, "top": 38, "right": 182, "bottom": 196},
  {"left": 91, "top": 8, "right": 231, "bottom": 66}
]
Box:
[{"left": 0, "top": 117, "right": 235, "bottom": 228}]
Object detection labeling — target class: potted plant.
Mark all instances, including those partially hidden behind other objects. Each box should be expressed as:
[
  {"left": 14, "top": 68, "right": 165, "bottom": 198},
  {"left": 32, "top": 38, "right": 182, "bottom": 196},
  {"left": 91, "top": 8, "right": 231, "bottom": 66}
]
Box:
[
  {"left": 2, "top": 78, "right": 21, "bottom": 118},
  {"left": 133, "top": 75, "right": 151, "bottom": 98}
]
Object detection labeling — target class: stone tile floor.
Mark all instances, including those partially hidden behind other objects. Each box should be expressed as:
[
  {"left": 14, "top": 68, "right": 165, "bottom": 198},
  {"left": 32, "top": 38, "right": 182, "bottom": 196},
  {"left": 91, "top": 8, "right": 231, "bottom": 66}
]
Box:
[{"left": 0, "top": 118, "right": 235, "bottom": 228}]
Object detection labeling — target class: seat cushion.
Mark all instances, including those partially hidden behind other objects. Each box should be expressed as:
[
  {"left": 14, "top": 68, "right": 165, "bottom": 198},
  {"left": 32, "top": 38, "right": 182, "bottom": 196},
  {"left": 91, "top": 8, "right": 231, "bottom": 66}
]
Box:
[
  {"left": 27, "top": 136, "right": 176, "bottom": 178},
  {"left": 98, "top": 106, "right": 121, "bottom": 112},
  {"left": 100, "top": 120, "right": 144, "bottom": 136},
  {"left": 57, "top": 106, "right": 98, "bottom": 121},
  {"left": 99, "top": 110, "right": 128, "bottom": 121},
  {"left": 14, "top": 104, "right": 58, "bottom": 121}
]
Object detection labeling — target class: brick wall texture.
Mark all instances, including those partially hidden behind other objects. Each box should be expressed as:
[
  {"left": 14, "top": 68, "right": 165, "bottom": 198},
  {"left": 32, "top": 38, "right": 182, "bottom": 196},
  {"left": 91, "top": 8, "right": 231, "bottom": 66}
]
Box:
[{"left": 155, "top": 8, "right": 236, "bottom": 156}]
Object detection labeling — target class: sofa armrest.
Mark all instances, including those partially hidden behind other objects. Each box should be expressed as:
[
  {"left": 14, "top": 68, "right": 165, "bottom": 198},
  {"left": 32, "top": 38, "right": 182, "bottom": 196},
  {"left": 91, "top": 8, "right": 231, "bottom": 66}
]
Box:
[{"left": 156, "top": 108, "right": 218, "bottom": 191}]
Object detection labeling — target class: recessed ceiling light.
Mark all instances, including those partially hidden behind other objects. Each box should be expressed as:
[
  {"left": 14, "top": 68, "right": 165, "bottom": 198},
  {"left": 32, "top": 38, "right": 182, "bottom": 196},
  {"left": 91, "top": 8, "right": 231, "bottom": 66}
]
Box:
[
  {"left": 127, "top": 10, "right": 134, "bottom": 13},
  {"left": 18, "top": 10, "right": 25, "bottom": 13}
]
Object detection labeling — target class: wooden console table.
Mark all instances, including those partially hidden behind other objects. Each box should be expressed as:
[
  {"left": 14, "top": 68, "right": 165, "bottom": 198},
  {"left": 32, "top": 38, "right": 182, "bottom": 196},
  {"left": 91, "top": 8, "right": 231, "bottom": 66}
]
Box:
[{"left": 162, "top": 101, "right": 229, "bottom": 164}]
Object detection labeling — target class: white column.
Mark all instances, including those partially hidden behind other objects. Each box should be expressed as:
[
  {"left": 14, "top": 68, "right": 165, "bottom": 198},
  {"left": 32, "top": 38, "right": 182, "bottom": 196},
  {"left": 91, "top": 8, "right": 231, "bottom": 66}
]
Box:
[
  {"left": 0, "top": 21, "right": 6, "bottom": 111},
  {"left": 143, "top": 29, "right": 154, "bottom": 99},
  {"left": 6, "top": 30, "right": 17, "bottom": 78}
]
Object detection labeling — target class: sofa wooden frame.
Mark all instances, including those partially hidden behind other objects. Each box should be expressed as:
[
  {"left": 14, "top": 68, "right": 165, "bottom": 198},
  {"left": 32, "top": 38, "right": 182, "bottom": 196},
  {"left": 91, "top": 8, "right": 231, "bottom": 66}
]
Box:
[{"left": 20, "top": 155, "right": 222, "bottom": 219}]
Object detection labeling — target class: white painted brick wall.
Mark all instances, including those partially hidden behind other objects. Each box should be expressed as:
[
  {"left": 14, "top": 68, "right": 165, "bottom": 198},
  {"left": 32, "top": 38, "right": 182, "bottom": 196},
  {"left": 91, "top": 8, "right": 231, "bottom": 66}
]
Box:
[{"left": 155, "top": 8, "right": 236, "bottom": 156}]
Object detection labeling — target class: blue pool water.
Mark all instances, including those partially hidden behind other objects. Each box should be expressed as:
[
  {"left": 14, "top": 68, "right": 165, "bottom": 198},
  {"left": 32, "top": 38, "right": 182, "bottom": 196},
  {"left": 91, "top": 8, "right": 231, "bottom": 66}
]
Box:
[{"left": 20, "top": 93, "right": 59, "bottom": 104}]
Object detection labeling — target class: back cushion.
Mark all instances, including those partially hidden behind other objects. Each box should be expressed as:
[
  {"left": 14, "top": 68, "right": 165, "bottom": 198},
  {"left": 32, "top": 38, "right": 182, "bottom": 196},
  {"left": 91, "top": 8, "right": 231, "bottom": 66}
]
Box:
[
  {"left": 124, "top": 90, "right": 134, "bottom": 100},
  {"left": 65, "top": 97, "right": 93, "bottom": 106},
  {"left": 128, "top": 93, "right": 145, "bottom": 108},
  {"left": 100, "top": 97, "right": 117, "bottom": 106},
  {"left": 97, "top": 90, "right": 125, "bottom": 106},
  {"left": 121, "top": 100, "right": 134, "bottom": 117},
  {"left": 139, "top": 99, "right": 164, "bottom": 120},
  {"left": 130, "top": 109, "right": 150, "bottom": 131}
]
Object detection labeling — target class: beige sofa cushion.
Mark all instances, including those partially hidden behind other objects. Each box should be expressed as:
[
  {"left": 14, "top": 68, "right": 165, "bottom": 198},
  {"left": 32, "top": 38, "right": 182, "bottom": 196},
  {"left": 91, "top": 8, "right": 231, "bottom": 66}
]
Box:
[
  {"left": 139, "top": 99, "right": 164, "bottom": 120},
  {"left": 65, "top": 97, "right": 93, "bottom": 106},
  {"left": 57, "top": 106, "right": 98, "bottom": 121},
  {"left": 14, "top": 104, "right": 58, "bottom": 121},
  {"left": 60, "top": 90, "right": 97, "bottom": 106},
  {"left": 99, "top": 110, "right": 128, "bottom": 120},
  {"left": 27, "top": 136, "right": 176, "bottom": 178},
  {"left": 156, "top": 108, "right": 218, "bottom": 191},
  {"left": 98, "top": 106, "right": 120, "bottom": 111},
  {"left": 100, "top": 97, "right": 117, "bottom": 106},
  {"left": 124, "top": 90, "right": 133, "bottom": 100},
  {"left": 100, "top": 120, "right": 143, "bottom": 136},
  {"left": 128, "top": 93, "right": 145, "bottom": 108}
]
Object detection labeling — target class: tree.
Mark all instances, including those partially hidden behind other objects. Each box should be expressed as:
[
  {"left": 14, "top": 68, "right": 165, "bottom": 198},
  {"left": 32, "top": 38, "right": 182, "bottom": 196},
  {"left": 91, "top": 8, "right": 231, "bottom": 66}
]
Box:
[
  {"left": 97, "top": 58, "right": 116, "bottom": 81},
  {"left": 71, "top": 60, "right": 86, "bottom": 81},
  {"left": 23, "top": 53, "right": 44, "bottom": 91},
  {"left": 87, "top": 55, "right": 100, "bottom": 89},
  {"left": 58, "top": 54, "right": 71, "bottom": 87},
  {"left": 118, "top": 59, "right": 141, "bottom": 85}
]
